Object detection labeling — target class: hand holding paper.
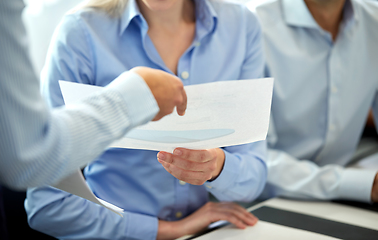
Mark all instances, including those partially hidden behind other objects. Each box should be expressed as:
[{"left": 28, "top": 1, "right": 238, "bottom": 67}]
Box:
[{"left": 157, "top": 148, "right": 225, "bottom": 185}]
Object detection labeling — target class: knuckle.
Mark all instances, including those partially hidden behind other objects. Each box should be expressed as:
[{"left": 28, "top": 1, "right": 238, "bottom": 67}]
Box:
[
  {"left": 229, "top": 216, "right": 239, "bottom": 224},
  {"left": 185, "top": 161, "right": 194, "bottom": 170},
  {"left": 168, "top": 156, "right": 175, "bottom": 165},
  {"left": 224, "top": 212, "right": 233, "bottom": 219},
  {"left": 194, "top": 179, "right": 206, "bottom": 185},
  {"left": 176, "top": 81, "right": 184, "bottom": 89},
  {"left": 206, "top": 202, "right": 216, "bottom": 211},
  {"left": 176, "top": 170, "right": 186, "bottom": 180},
  {"left": 164, "top": 165, "right": 173, "bottom": 174},
  {"left": 208, "top": 163, "right": 216, "bottom": 172},
  {"left": 200, "top": 153, "right": 206, "bottom": 162},
  {"left": 166, "top": 108, "right": 174, "bottom": 115},
  {"left": 205, "top": 172, "right": 213, "bottom": 180},
  {"left": 182, "top": 149, "right": 190, "bottom": 159},
  {"left": 174, "top": 97, "right": 182, "bottom": 105}
]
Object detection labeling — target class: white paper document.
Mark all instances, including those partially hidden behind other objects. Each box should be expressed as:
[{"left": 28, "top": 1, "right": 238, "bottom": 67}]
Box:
[
  {"left": 56, "top": 78, "right": 273, "bottom": 216},
  {"left": 59, "top": 78, "right": 274, "bottom": 152},
  {"left": 52, "top": 170, "right": 124, "bottom": 217}
]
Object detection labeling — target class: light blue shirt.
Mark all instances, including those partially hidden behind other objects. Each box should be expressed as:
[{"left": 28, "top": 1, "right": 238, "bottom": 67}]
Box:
[
  {"left": 0, "top": 0, "right": 158, "bottom": 189},
  {"left": 25, "top": 1, "right": 267, "bottom": 239},
  {"left": 256, "top": 0, "right": 378, "bottom": 202}
]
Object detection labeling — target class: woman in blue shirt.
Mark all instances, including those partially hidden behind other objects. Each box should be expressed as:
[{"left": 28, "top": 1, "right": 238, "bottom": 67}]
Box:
[{"left": 25, "top": 0, "right": 267, "bottom": 239}]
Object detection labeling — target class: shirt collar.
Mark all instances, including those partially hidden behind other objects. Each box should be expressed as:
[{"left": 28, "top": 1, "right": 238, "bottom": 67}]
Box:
[
  {"left": 194, "top": 0, "right": 218, "bottom": 34},
  {"left": 119, "top": 0, "right": 218, "bottom": 36},
  {"left": 344, "top": 0, "right": 359, "bottom": 27},
  {"left": 119, "top": 0, "right": 142, "bottom": 35},
  {"left": 282, "top": 0, "right": 357, "bottom": 29}
]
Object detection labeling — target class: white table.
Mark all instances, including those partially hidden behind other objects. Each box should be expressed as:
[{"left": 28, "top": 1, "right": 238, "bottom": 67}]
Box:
[{"left": 183, "top": 198, "right": 378, "bottom": 240}]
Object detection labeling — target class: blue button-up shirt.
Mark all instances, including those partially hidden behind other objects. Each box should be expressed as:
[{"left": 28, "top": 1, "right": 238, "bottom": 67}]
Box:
[
  {"left": 256, "top": 0, "right": 378, "bottom": 202},
  {"left": 25, "top": 1, "right": 267, "bottom": 239}
]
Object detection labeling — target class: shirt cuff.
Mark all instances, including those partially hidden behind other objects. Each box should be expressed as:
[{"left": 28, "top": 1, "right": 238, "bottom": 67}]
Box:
[
  {"left": 204, "top": 150, "right": 239, "bottom": 192},
  {"left": 124, "top": 212, "right": 158, "bottom": 240},
  {"left": 338, "top": 168, "right": 377, "bottom": 203},
  {"left": 106, "top": 71, "right": 159, "bottom": 128}
]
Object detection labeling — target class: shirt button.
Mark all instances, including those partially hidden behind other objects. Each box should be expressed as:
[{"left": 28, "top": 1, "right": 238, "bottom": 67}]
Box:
[
  {"left": 329, "top": 124, "right": 336, "bottom": 131},
  {"left": 331, "top": 86, "right": 338, "bottom": 93},
  {"left": 179, "top": 180, "right": 186, "bottom": 185},
  {"left": 175, "top": 211, "right": 183, "bottom": 218},
  {"left": 181, "top": 71, "right": 189, "bottom": 80},
  {"left": 194, "top": 41, "right": 201, "bottom": 47},
  {"left": 206, "top": 185, "right": 212, "bottom": 189}
]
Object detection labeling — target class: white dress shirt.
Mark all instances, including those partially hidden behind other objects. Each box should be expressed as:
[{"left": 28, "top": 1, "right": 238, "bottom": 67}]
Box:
[
  {"left": 256, "top": 0, "right": 378, "bottom": 202},
  {"left": 0, "top": 0, "right": 158, "bottom": 189}
]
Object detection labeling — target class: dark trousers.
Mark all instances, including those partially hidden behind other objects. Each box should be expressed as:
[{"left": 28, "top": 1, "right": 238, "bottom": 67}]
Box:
[{"left": 0, "top": 186, "right": 8, "bottom": 240}]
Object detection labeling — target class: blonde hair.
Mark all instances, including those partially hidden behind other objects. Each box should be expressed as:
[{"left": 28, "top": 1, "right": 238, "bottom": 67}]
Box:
[{"left": 75, "top": 0, "right": 128, "bottom": 17}]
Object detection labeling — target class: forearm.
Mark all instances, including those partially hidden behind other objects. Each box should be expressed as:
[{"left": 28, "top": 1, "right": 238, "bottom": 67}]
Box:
[
  {"left": 206, "top": 141, "right": 267, "bottom": 202},
  {"left": 265, "top": 149, "right": 377, "bottom": 202},
  {"left": 157, "top": 220, "right": 183, "bottom": 240},
  {"left": 26, "top": 187, "right": 158, "bottom": 240},
  {"left": 0, "top": 72, "right": 158, "bottom": 189},
  {"left": 0, "top": 0, "right": 158, "bottom": 189}
]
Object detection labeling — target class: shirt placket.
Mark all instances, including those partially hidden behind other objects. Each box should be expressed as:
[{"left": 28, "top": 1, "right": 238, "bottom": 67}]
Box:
[
  {"left": 177, "top": 44, "right": 194, "bottom": 85},
  {"left": 173, "top": 179, "right": 190, "bottom": 220},
  {"left": 172, "top": 40, "right": 202, "bottom": 219},
  {"left": 315, "top": 34, "right": 342, "bottom": 163}
]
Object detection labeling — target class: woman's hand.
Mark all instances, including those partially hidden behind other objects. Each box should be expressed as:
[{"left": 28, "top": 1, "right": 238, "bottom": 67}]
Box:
[
  {"left": 157, "top": 202, "right": 258, "bottom": 240},
  {"left": 157, "top": 148, "right": 225, "bottom": 185}
]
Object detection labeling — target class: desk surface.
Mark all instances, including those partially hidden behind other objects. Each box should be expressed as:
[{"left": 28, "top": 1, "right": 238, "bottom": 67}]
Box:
[{"left": 183, "top": 198, "right": 378, "bottom": 240}]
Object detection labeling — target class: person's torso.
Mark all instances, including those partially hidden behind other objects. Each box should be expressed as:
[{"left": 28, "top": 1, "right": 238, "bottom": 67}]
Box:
[
  {"left": 257, "top": 0, "right": 378, "bottom": 166},
  {"left": 72, "top": 0, "right": 261, "bottom": 220}
]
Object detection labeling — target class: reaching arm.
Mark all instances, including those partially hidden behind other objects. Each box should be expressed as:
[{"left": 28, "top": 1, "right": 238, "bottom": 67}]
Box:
[
  {"left": 0, "top": 1, "right": 188, "bottom": 190},
  {"left": 0, "top": 0, "right": 159, "bottom": 189},
  {"left": 25, "top": 187, "right": 158, "bottom": 240}
]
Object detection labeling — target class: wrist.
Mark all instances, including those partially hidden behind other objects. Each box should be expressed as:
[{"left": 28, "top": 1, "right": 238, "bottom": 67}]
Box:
[
  {"left": 157, "top": 220, "right": 182, "bottom": 240},
  {"left": 210, "top": 148, "right": 225, "bottom": 181}
]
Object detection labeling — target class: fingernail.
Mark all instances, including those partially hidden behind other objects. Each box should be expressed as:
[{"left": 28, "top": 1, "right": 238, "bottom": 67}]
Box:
[
  {"left": 157, "top": 152, "right": 165, "bottom": 160},
  {"left": 173, "top": 149, "right": 182, "bottom": 156}
]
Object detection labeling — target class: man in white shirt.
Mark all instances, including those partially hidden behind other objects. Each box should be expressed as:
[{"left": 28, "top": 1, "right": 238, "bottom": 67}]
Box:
[
  {"left": 0, "top": 0, "right": 186, "bottom": 238},
  {"left": 256, "top": 0, "right": 378, "bottom": 203}
]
